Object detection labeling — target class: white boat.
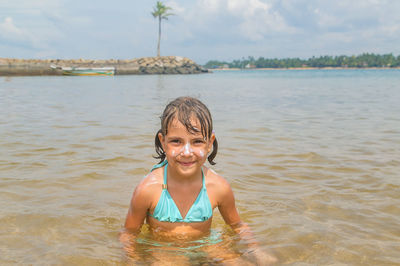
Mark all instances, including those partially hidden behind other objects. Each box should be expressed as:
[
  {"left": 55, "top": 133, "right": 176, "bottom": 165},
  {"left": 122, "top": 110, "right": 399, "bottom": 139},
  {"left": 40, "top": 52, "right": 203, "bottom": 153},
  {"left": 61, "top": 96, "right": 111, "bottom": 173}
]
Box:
[{"left": 50, "top": 65, "right": 115, "bottom": 76}]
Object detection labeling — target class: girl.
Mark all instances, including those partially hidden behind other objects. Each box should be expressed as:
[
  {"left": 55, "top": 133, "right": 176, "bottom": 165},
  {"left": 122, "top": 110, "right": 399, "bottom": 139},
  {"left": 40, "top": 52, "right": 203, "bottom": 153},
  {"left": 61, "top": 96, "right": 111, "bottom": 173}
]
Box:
[{"left": 122, "top": 97, "right": 276, "bottom": 264}]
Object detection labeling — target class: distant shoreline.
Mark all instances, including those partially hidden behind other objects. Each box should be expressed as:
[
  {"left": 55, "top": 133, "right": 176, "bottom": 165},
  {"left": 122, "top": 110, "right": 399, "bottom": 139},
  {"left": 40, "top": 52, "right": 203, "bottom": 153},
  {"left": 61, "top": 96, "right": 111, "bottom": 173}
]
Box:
[
  {"left": 204, "top": 53, "right": 400, "bottom": 70},
  {"left": 210, "top": 66, "right": 400, "bottom": 71}
]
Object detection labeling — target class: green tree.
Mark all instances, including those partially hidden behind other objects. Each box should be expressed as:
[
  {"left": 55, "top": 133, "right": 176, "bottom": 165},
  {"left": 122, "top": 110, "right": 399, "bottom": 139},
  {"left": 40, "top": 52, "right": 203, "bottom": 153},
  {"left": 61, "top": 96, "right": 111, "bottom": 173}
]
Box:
[
  {"left": 151, "top": 1, "right": 174, "bottom": 57},
  {"left": 203, "top": 53, "right": 400, "bottom": 69}
]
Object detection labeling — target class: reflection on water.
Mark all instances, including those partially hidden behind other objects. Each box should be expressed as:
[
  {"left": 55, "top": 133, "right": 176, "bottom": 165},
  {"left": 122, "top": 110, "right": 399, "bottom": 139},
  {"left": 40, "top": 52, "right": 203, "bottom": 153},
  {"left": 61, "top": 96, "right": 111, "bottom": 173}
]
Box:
[
  {"left": 1, "top": 70, "right": 400, "bottom": 264},
  {"left": 122, "top": 224, "right": 269, "bottom": 265},
  {"left": 124, "top": 227, "right": 227, "bottom": 264}
]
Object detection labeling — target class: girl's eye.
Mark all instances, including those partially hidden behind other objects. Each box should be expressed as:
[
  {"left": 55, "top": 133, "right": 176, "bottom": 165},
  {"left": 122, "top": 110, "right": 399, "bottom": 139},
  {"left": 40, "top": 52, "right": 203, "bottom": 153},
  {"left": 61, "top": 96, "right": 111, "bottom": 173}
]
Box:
[
  {"left": 170, "top": 139, "right": 180, "bottom": 143},
  {"left": 194, "top": 139, "right": 205, "bottom": 144}
]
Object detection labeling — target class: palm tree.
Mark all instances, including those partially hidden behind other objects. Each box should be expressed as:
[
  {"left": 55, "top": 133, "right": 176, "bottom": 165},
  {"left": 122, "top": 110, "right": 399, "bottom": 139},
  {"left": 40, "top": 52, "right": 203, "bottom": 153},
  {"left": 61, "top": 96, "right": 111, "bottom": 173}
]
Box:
[{"left": 152, "top": 1, "right": 174, "bottom": 57}]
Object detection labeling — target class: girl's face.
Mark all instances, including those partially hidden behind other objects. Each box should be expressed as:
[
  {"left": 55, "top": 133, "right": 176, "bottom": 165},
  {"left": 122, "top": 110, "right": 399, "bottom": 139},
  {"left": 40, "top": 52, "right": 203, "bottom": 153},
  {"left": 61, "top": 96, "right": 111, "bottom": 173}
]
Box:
[{"left": 158, "top": 118, "right": 215, "bottom": 177}]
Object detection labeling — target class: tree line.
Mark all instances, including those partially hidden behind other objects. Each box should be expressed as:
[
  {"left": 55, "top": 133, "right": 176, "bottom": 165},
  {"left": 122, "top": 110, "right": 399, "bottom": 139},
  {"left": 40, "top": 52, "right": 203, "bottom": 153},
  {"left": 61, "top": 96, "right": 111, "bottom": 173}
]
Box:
[{"left": 204, "top": 53, "right": 400, "bottom": 69}]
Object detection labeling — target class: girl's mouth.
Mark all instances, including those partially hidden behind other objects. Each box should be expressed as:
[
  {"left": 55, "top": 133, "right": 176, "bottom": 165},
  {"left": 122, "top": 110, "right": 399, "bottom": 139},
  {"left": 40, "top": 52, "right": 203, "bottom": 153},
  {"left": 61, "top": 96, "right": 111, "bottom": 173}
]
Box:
[{"left": 179, "top": 161, "right": 195, "bottom": 167}]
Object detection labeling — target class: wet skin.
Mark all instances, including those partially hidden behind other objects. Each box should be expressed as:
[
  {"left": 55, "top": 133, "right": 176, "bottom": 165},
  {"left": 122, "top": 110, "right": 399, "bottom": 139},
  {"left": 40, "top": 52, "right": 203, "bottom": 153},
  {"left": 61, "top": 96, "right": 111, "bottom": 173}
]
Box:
[
  {"left": 123, "top": 118, "right": 278, "bottom": 264},
  {"left": 124, "top": 118, "right": 241, "bottom": 238},
  {"left": 146, "top": 118, "right": 220, "bottom": 238}
]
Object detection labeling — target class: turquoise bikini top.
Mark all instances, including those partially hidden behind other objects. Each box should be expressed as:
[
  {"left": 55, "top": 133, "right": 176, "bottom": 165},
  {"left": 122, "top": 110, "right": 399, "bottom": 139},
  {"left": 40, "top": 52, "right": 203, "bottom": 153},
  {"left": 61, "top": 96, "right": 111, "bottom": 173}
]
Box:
[{"left": 148, "top": 160, "right": 213, "bottom": 223}]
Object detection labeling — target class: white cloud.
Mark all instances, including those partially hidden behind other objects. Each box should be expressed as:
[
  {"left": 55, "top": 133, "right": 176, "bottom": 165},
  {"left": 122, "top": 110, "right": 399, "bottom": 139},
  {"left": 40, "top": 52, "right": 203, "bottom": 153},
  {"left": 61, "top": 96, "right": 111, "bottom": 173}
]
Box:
[
  {"left": 0, "top": 15, "right": 65, "bottom": 53},
  {"left": 166, "top": 1, "right": 185, "bottom": 14},
  {"left": 0, "top": 17, "right": 33, "bottom": 43},
  {"left": 0, "top": 0, "right": 63, "bottom": 10},
  {"left": 197, "top": 0, "right": 222, "bottom": 13},
  {"left": 226, "top": 0, "right": 269, "bottom": 15},
  {"left": 1, "top": 0, "right": 400, "bottom": 61},
  {"left": 224, "top": 0, "right": 291, "bottom": 40},
  {"left": 183, "top": 0, "right": 294, "bottom": 41},
  {"left": 0, "top": 1, "right": 95, "bottom": 57},
  {"left": 0, "top": 17, "right": 22, "bottom": 35},
  {"left": 157, "top": 0, "right": 400, "bottom": 61}
]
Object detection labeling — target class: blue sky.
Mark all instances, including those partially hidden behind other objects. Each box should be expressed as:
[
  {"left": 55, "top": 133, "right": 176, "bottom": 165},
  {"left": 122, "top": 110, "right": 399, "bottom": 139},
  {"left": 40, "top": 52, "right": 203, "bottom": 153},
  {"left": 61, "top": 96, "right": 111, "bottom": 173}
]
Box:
[{"left": 1, "top": 0, "right": 400, "bottom": 64}]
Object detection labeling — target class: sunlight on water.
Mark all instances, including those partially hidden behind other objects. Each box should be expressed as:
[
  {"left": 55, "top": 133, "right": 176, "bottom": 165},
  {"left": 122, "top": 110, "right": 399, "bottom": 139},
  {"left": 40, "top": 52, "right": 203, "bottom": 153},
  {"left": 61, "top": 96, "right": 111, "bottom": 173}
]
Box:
[{"left": 1, "top": 70, "right": 400, "bottom": 264}]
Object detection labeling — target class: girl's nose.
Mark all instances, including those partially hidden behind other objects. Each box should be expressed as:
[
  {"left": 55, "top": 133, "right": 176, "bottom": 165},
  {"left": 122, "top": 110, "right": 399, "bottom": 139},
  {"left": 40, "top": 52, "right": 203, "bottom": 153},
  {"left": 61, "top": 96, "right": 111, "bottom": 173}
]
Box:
[{"left": 182, "top": 143, "right": 193, "bottom": 156}]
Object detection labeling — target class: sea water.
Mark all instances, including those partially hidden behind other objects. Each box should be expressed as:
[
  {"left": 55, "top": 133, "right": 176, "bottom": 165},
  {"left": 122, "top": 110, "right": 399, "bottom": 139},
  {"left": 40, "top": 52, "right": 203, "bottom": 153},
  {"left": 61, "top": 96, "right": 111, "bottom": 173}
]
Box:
[{"left": 0, "top": 69, "right": 399, "bottom": 264}]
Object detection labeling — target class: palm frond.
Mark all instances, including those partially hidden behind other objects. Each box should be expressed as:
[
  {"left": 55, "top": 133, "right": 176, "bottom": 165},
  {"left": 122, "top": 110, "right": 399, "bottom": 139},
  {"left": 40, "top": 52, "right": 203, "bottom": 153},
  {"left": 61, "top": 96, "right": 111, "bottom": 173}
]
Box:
[{"left": 151, "top": 1, "right": 174, "bottom": 19}]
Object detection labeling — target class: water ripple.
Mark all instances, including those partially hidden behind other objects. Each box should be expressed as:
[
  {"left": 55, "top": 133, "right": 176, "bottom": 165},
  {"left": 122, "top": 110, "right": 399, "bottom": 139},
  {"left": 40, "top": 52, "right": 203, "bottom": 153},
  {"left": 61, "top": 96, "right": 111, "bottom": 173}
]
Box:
[{"left": 1, "top": 72, "right": 399, "bottom": 264}]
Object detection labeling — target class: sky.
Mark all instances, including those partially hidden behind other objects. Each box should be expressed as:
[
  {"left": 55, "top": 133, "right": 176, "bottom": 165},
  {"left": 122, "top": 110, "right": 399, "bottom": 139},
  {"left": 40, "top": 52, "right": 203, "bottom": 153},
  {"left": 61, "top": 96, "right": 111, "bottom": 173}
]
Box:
[{"left": 1, "top": 0, "right": 400, "bottom": 64}]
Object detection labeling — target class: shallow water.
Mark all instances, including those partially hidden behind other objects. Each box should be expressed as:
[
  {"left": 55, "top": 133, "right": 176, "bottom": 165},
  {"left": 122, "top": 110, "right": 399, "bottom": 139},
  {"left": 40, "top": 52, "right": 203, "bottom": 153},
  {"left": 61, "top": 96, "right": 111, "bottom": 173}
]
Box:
[{"left": 1, "top": 70, "right": 399, "bottom": 265}]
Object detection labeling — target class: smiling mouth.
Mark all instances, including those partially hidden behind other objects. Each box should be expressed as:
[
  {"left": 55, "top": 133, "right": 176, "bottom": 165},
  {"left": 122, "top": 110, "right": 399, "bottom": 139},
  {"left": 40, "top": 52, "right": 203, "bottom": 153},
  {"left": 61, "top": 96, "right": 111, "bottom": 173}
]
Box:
[{"left": 179, "top": 161, "right": 195, "bottom": 167}]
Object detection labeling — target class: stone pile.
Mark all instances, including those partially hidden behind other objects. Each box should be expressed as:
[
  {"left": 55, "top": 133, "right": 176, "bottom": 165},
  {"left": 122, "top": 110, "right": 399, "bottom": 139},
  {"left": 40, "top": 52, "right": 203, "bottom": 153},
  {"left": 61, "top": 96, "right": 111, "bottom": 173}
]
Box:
[
  {"left": 135, "top": 56, "right": 207, "bottom": 74},
  {"left": 0, "top": 56, "right": 209, "bottom": 75}
]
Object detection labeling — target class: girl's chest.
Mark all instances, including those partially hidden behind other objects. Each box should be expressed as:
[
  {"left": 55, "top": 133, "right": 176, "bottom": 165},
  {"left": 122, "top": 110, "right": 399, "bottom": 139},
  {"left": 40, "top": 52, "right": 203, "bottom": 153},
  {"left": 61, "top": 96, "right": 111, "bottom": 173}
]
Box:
[
  {"left": 147, "top": 215, "right": 213, "bottom": 238},
  {"left": 166, "top": 183, "right": 216, "bottom": 208}
]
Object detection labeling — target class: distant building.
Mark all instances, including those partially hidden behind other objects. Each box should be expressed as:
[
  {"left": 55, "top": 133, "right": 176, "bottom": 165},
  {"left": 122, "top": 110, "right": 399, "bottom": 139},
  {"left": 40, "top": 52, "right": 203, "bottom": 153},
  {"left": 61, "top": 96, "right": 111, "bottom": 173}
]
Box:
[
  {"left": 245, "top": 63, "right": 256, "bottom": 69},
  {"left": 223, "top": 64, "right": 229, "bottom": 69}
]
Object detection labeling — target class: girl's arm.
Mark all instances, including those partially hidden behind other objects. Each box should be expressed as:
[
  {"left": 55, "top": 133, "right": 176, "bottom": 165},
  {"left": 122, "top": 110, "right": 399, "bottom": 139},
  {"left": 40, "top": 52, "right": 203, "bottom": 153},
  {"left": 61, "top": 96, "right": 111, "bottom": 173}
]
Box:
[
  {"left": 120, "top": 181, "right": 153, "bottom": 260},
  {"left": 217, "top": 179, "right": 257, "bottom": 247},
  {"left": 124, "top": 184, "right": 151, "bottom": 232},
  {"left": 217, "top": 178, "right": 277, "bottom": 265}
]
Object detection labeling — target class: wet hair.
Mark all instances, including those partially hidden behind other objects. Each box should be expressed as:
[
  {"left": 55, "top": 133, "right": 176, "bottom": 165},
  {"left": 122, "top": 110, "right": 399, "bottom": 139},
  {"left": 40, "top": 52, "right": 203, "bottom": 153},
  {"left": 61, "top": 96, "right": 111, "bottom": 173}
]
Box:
[{"left": 154, "top": 96, "right": 218, "bottom": 165}]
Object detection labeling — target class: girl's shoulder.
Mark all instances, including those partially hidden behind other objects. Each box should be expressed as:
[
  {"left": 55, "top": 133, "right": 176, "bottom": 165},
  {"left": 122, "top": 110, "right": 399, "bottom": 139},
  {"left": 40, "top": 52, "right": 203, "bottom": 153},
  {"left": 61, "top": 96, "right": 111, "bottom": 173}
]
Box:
[
  {"left": 133, "top": 167, "right": 164, "bottom": 198},
  {"left": 204, "top": 167, "right": 232, "bottom": 192},
  {"left": 203, "top": 167, "right": 236, "bottom": 206}
]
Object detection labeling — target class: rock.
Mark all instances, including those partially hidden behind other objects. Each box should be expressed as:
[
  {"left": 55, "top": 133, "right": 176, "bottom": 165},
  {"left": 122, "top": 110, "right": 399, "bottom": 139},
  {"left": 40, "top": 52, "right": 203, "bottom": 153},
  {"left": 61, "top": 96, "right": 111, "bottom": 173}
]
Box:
[{"left": 0, "top": 56, "right": 209, "bottom": 76}]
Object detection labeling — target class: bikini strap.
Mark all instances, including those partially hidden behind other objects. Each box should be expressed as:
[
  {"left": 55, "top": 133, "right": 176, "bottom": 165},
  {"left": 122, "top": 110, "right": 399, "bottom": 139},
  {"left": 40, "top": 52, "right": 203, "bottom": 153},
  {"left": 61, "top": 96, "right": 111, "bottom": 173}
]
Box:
[
  {"left": 162, "top": 162, "right": 168, "bottom": 190},
  {"left": 161, "top": 162, "right": 204, "bottom": 190},
  {"left": 150, "top": 160, "right": 168, "bottom": 189},
  {"left": 151, "top": 160, "right": 168, "bottom": 172},
  {"left": 201, "top": 168, "right": 206, "bottom": 190}
]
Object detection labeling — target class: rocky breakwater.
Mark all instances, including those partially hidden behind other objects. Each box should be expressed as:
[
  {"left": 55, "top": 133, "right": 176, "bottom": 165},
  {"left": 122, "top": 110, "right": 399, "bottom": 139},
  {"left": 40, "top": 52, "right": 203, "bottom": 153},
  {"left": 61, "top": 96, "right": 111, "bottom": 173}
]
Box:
[
  {"left": 0, "top": 56, "right": 209, "bottom": 76},
  {"left": 134, "top": 56, "right": 209, "bottom": 74}
]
